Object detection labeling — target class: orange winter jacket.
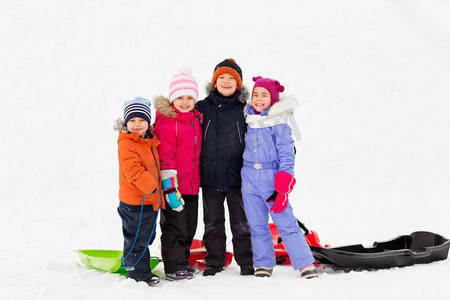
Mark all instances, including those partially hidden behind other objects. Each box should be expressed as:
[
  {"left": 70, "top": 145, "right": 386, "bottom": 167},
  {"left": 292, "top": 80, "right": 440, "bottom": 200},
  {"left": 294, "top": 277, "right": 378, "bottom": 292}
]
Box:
[{"left": 117, "top": 129, "right": 164, "bottom": 211}]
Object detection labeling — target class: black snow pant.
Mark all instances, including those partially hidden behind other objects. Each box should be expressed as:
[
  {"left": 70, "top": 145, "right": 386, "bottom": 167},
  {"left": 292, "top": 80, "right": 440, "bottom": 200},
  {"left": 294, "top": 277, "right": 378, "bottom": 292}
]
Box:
[
  {"left": 160, "top": 194, "right": 199, "bottom": 274},
  {"left": 118, "top": 201, "right": 158, "bottom": 282},
  {"left": 202, "top": 190, "right": 253, "bottom": 267}
]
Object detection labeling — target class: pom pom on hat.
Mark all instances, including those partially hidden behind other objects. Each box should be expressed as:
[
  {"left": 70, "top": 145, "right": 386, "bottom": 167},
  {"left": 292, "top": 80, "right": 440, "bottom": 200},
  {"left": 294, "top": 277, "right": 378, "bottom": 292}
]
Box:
[
  {"left": 252, "top": 76, "right": 285, "bottom": 105},
  {"left": 169, "top": 66, "right": 199, "bottom": 103},
  {"left": 124, "top": 96, "right": 152, "bottom": 125},
  {"left": 211, "top": 58, "right": 243, "bottom": 91}
]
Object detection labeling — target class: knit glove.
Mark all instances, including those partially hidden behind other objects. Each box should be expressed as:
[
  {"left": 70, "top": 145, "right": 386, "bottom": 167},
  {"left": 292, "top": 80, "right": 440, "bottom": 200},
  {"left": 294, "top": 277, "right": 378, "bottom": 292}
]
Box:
[
  {"left": 161, "top": 170, "right": 184, "bottom": 212},
  {"left": 270, "top": 171, "right": 296, "bottom": 214}
]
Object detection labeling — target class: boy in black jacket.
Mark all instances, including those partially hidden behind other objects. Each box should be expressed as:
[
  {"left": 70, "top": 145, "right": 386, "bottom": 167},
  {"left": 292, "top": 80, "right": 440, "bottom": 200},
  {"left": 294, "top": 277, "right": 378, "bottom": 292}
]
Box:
[{"left": 196, "top": 58, "right": 254, "bottom": 276}]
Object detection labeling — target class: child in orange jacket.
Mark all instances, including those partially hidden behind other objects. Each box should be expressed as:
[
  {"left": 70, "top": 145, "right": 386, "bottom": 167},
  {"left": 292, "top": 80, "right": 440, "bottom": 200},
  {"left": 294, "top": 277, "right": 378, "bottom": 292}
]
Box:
[{"left": 114, "top": 96, "right": 164, "bottom": 286}]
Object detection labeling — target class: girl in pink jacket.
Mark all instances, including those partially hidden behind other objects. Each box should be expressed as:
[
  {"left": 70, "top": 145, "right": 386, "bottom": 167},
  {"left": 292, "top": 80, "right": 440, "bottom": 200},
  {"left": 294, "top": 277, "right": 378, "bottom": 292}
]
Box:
[{"left": 153, "top": 67, "right": 203, "bottom": 281}]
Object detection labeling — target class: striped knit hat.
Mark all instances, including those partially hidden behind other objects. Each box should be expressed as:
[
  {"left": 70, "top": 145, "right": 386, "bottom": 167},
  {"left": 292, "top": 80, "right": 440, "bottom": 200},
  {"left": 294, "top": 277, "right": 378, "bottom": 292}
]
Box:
[
  {"left": 169, "top": 66, "right": 199, "bottom": 103},
  {"left": 211, "top": 58, "right": 243, "bottom": 91},
  {"left": 123, "top": 96, "right": 152, "bottom": 125}
]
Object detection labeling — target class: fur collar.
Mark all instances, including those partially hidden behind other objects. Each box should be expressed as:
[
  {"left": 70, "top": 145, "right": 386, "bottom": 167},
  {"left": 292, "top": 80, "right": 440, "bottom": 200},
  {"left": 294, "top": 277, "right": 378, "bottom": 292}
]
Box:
[
  {"left": 114, "top": 118, "right": 128, "bottom": 133},
  {"left": 205, "top": 83, "right": 249, "bottom": 104},
  {"left": 266, "top": 94, "right": 298, "bottom": 117},
  {"left": 154, "top": 95, "right": 176, "bottom": 118}
]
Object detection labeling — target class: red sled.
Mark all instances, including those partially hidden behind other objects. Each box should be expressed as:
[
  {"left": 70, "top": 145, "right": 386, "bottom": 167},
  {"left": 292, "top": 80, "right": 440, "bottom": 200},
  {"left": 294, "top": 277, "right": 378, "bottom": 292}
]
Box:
[
  {"left": 269, "top": 222, "right": 329, "bottom": 265},
  {"left": 188, "top": 239, "right": 233, "bottom": 271}
]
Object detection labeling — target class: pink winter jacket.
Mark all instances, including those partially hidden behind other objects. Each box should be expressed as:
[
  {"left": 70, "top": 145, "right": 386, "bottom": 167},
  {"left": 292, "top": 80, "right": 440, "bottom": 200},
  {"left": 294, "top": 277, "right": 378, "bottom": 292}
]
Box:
[{"left": 153, "top": 96, "right": 203, "bottom": 195}]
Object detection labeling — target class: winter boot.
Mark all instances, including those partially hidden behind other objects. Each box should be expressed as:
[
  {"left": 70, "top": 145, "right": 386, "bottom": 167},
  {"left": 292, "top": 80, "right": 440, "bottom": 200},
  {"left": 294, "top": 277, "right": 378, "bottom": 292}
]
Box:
[
  {"left": 165, "top": 269, "right": 194, "bottom": 281},
  {"left": 202, "top": 266, "right": 223, "bottom": 276},
  {"left": 240, "top": 265, "right": 255, "bottom": 275},
  {"left": 186, "top": 265, "right": 199, "bottom": 275},
  {"left": 146, "top": 274, "right": 161, "bottom": 286},
  {"left": 254, "top": 267, "right": 273, "bottom": 277},
  {"left": 300, "top": 264, "right": 318, "bottom": 279}
]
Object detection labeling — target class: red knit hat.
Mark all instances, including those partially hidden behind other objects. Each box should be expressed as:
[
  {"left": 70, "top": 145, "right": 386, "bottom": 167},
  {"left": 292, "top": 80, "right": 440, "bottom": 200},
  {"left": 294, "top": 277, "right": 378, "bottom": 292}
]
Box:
[
  {"left": 211, "top": 58, "right": 243, "bottom": 91},
  {"left": 252, "top": 76, "right": 285, "bottom": 105}
]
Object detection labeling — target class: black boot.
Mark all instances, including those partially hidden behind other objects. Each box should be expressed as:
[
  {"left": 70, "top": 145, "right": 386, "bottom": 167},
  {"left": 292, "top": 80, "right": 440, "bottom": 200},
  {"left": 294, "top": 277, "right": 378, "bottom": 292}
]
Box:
[
  {"left": 202, "top": 266, "right": 223, "bottom": 276},
  {"left": 240, "top": 265, "right": 254, "bottom": 275}
]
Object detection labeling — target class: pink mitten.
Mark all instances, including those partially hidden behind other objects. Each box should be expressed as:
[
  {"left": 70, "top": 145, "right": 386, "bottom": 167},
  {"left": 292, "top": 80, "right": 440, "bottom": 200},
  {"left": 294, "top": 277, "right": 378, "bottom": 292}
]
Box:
[{"left": 270, "top": 171, "right": 296, "bottom": 214}]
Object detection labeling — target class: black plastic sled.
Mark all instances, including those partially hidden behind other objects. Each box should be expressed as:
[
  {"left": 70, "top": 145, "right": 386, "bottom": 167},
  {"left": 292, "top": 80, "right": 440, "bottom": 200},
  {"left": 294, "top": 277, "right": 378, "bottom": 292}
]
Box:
[{"left": 310, "top": 231, "right": 450, "bottom": 270}]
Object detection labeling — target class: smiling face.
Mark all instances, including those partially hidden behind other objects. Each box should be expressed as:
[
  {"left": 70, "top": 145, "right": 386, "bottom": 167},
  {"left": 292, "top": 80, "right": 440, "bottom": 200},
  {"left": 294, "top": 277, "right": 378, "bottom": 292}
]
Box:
[
  {"left": 215, "top": 73, "right": 237, "bottom": 97},
  {"left": 126, "top": 117, "right": 149, "bottom": 137},
  {"left": 252, "top": 87, "right": 272, "bottom": 112},
  {"left": 172, "top": 95, "right": 196, "bottom": 113}
]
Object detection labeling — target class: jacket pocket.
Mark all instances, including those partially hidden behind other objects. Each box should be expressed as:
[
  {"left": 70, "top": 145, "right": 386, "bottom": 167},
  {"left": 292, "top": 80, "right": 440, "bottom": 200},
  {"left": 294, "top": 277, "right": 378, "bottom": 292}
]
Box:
[
  {"left": 200, "top": 160, "right": 215, "bottom": 187},
  {"left": 236, "top": 121, "right": 243, "bottom": 144},
  {"left": 227, "top": 160, "right": 243, "bottom": 188},
  {"left": 203, "top": 119, "right": 211, "bottom": 141}
]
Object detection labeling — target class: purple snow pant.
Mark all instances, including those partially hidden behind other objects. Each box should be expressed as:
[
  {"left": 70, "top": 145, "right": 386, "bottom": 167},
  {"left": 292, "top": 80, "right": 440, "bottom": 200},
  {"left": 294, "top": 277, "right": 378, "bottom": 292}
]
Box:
[{"left": 241, "top": 166, "right": 314, "bottom": 270}]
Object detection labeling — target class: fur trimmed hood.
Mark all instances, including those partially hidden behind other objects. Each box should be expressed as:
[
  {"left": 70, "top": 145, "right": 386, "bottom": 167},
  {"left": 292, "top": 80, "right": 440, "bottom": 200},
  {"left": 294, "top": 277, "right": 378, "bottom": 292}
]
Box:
[
  {"left": 205, "top": 83, "right": 250, "bottom": 104},
  {"left": 153, "top": 95, "right": 177, "bottom": 118},
  {"left": 113, "top": 118, "right": 128, "bottom": 133},
  {"left": 244, "top": 94, "right": 298, "bottom": 117}
]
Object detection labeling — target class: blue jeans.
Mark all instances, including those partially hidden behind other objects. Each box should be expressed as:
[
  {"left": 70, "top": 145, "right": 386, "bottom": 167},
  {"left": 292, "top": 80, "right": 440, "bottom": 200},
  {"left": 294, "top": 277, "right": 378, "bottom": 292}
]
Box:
[{"left": 118, "top": 201, "right": 158, "bottom": 282}]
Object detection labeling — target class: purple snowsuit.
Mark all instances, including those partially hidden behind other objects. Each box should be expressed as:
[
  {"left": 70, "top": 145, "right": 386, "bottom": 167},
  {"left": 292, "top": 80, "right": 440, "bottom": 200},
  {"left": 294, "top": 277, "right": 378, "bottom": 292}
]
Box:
[{"left": 241, "top": 99, "right": 314, "bottom": 270}]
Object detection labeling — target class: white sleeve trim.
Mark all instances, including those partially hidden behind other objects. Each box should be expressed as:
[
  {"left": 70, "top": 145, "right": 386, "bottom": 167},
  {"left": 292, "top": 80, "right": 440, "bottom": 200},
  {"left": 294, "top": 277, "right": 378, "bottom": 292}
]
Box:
[{"left": 161, "top": 169, "right": 177, "bottom": 180}]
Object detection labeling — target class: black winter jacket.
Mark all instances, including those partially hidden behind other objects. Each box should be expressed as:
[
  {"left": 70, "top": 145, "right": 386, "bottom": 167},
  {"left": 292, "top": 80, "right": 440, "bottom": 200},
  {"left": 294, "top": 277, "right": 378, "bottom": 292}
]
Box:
[{"left": 196, "top": 86, "right": 249, "bottom": 192}]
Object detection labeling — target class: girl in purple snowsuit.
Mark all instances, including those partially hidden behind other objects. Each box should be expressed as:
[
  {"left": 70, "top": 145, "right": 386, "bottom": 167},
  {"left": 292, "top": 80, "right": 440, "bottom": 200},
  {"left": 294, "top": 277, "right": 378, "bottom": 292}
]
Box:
[{"left": 241, "top": 76, "right": 318, "bottom": 279}]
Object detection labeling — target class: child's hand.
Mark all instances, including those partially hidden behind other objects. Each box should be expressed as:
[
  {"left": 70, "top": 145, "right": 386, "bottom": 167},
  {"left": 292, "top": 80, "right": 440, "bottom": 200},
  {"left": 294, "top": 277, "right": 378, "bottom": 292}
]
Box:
[
  {"left": 161, "top": 169, "right": 184, "bottom": 212},
  {"left": 270, "top": 192, "right": 289, "bottom": 214},
  {"left": 270, "top": 171, "right": 296, "bottom": 214},
  {"left": 164, "top": 189, "right": 185, "bottom": 212}
]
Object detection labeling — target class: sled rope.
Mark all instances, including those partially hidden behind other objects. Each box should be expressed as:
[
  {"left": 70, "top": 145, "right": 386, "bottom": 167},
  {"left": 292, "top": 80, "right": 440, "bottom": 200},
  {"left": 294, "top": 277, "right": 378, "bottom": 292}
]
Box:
[{"left": 121, "top": 189, "right": 162, "bottom": 270}]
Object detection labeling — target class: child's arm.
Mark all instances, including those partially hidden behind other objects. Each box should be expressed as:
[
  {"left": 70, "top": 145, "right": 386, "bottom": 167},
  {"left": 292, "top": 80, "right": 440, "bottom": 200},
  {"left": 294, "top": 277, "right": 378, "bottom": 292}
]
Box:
[
  {"left": 273, "top": 124, "right": 295, "bottom": 175},
  {"left": 119, "top": 143, "right": 158, "bottom": 195},
  {"left": 270, "top": 124, "right": 296, "bottom": 213},
  {"left": 153, "top": 123, "right": 185, "bottom": 211},
  {"left": 153, "top": 124, "right": 177, "bottom": 170}
]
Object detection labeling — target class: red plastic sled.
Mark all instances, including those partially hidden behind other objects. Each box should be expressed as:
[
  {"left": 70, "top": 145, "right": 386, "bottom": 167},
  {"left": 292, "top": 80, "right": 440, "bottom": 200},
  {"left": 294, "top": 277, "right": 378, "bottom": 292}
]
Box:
[
  {"left": 269, "top": 223, "right": 329, "bottom": 265},
  {"left": 188, "top": 239, "right": 233, "bottom": 271},
  {"left": 187, "top": 223, "right": 324, "bottom": 269}
]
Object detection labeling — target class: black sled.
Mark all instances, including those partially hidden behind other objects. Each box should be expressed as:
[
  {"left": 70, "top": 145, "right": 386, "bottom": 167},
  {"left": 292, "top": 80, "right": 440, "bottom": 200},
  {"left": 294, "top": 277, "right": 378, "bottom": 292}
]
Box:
[{"left": 310, "top": 231, "right": 450, "bottom": 270}]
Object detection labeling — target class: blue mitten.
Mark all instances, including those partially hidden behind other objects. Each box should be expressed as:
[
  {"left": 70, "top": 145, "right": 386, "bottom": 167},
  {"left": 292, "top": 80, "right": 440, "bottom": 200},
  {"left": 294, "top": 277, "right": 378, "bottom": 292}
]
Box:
[{"left": 161, "top": 170, "right": 184, "bottom": 212}]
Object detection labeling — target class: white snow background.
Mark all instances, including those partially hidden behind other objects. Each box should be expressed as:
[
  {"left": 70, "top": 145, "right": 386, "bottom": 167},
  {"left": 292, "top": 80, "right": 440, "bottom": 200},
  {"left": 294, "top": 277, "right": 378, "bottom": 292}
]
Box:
[{"left": 1, "top": 0, "right": 449, "bottom": 299}]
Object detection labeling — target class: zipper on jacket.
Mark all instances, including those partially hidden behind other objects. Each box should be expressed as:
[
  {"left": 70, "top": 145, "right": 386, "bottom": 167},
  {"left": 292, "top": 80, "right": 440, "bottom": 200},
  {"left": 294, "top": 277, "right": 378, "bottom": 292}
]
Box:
[
  {"left": 204, "top": 119, "right": 211, "bottom": 141},
  {"left": 192, "top": 118, "right": 196, "bottom": 194},
  {"left": 236, "top": 121, "right": 242, "bottom": 144}
]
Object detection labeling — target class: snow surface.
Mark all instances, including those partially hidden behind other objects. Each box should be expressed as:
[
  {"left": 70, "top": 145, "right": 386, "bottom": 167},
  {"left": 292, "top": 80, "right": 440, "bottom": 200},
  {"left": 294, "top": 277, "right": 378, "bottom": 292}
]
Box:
[{"left": 1, "top": 0, "right": 450, "bottom": 299}]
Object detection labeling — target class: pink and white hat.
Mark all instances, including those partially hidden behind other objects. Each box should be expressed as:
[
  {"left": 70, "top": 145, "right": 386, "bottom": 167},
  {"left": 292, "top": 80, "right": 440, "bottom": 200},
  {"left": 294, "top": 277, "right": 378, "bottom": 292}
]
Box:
[{"left": 169, "top": 66, "right": 199, "bottom": 103}]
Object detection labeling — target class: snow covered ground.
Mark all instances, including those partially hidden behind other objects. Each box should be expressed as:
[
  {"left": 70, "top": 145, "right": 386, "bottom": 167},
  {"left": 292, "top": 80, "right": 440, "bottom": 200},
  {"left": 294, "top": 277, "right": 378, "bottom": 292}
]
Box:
[{"left": 1, "top": 0, "right": 449, "bottom": 299}]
